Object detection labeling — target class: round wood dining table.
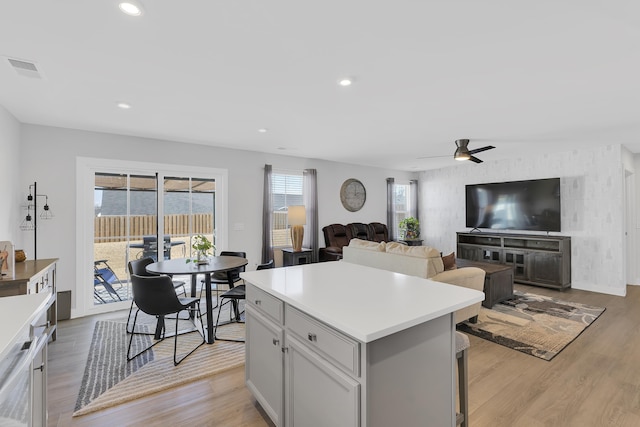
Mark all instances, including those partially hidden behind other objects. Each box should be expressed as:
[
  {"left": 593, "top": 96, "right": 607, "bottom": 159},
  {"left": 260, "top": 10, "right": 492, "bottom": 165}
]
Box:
[{"left": 146, "top": 256, "right": 248, "bottom": 344}]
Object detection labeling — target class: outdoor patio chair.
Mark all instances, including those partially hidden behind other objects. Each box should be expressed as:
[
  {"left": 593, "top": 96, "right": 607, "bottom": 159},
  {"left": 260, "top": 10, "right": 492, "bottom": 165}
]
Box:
[
  {"left": 94, "top": 259, "right": 124, "bottom": 303},
  {"left": 142, "top": 235, "right": 172, "bottom": 261}
]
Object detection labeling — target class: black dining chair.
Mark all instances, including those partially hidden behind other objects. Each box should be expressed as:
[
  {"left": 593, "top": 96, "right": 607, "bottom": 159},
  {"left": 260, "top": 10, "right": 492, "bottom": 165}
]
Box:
[
  {"left": 213, "top": 259, "right": 274, "bottom": 342},
  {"left": 200, "top": 251, "right": 247, "bottom": 307},
  {"left": 127, "top": 257, "right": 187, "bottom": 334},
  {"left": 127, "top": 274, "right": 205, "bottom": 366}
]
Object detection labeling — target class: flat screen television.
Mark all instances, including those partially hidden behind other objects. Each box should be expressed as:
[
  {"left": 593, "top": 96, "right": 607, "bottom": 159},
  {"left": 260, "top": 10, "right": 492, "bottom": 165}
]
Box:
[{"left": 465, "top": 178, "right": 561, "bottom": 232}]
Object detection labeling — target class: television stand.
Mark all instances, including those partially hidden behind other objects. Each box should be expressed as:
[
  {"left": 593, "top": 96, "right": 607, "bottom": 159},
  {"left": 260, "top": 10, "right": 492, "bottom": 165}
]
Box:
[{"left": 456, "top": 232, "right": 571, "bottom": 290}]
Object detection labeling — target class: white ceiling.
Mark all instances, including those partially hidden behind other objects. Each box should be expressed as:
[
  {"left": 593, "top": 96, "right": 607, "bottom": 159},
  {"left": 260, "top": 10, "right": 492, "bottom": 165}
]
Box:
[{"left": 1, "top": 1, "right": 639, "bottom": 171}]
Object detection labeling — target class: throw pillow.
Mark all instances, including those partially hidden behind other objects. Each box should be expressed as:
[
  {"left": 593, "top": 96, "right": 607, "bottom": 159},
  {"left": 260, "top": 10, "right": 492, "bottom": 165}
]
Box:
[{"left": 442, "top": 252, "right": 457, "bottom": 270}]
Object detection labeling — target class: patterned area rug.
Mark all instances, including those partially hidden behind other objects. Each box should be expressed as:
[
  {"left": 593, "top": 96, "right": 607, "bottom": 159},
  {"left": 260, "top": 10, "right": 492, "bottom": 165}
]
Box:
[
  {"left": 457, "top": 291, "right": 605, "bottom": 361},
  {"left": 74, "top": 309, "right": 245, "bottom": 416}
]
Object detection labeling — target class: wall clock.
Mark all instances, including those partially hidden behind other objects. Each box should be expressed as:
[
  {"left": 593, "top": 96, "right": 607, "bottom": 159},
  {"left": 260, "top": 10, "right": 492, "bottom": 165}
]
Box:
[{"left": 340, "top": 179, "right": 366, "bottom": 212}]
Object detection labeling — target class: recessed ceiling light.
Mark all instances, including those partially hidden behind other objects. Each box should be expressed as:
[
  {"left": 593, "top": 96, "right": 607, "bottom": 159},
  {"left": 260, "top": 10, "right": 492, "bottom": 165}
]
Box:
[
  {"left": 277, "top": 147, "right": 286, "bottom": 150},
  {"left": 118, "top": 1, "right": 144, "bottom": 16},
  {"left": 117, "top": 102, "right": 132, "bottom": 109},
  {"left": 338, "top": 77, "right": 354, "bottom": 87},
  {"left": 258, "top": 128, "right": 268, "bottom": 133}
]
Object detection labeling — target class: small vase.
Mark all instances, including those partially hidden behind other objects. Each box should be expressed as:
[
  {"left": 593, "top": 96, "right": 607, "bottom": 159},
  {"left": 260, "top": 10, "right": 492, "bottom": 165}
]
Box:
[
  {"left": 15, "top": 249, "right": 26, "bottom": 263},
  {"left": 196, "top": 251, "right": 209, "bottom": 265}
]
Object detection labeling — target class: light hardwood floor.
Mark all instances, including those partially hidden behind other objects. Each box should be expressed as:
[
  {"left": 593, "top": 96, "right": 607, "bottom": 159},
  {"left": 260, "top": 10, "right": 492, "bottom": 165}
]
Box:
[{"left": 49, "top": 285, "right": 640, "bottom": 427}]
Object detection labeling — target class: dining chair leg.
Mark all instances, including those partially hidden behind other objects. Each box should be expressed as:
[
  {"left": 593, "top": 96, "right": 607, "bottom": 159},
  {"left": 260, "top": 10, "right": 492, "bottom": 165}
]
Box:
[
  {"left": 173, "top": 303, "right": 206, "bottom": 366},
  {"left": 127, "top": 310, "right": 165, "bottom": 362}
]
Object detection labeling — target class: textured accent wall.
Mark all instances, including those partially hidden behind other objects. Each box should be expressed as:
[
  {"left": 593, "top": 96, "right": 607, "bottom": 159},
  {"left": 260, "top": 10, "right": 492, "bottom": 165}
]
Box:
[{"left": 419, "top": 144, "right": 627, "bottom": 296}]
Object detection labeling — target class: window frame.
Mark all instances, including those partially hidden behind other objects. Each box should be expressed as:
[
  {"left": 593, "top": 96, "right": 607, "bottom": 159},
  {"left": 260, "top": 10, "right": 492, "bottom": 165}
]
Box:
[{"left": 271, "top": 170, "right": 304, "bottom": 249}]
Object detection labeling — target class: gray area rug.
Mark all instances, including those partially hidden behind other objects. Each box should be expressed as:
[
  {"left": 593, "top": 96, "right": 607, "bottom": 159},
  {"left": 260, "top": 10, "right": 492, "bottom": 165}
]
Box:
[
  {"left": 74, "top": 321, "right": 152, "bottom": 411},
  {"left": 457, "top": 290, "right": 605, "bottom": 361},
  {"left": 73, "top": 305, "right": 245, "bottom": 416}
]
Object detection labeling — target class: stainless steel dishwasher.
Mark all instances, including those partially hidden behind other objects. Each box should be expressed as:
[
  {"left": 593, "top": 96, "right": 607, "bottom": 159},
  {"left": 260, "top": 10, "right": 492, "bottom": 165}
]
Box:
[{"left": 0, "top": 302, "right": 52, "bottom": 427}]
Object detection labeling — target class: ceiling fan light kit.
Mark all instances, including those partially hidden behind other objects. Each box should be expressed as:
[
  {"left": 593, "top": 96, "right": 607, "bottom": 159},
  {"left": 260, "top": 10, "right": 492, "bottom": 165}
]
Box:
[{"left": 454, "top": 139, "right": 471, "bottom": 161}]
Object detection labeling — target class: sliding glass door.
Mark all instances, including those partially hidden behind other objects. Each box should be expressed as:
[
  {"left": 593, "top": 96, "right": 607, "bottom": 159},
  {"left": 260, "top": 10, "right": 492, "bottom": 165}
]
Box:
[
  {"left": 79, "top": 158, "right": 227, "bottom": 316},
  {"left": 163, "top": 177, "right": 216, "bottom": 261}
]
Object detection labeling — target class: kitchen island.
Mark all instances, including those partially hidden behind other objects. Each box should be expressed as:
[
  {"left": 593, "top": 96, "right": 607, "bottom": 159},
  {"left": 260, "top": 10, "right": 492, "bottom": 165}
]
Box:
[{"left": 241, "top": 261, "right": 484, "bottom": 427}]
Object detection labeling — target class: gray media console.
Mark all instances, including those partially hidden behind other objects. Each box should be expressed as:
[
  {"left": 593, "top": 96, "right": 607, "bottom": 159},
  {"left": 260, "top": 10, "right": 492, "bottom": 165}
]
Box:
[{"left": 456, "top": 232, "right": 571, "bottom": 290}]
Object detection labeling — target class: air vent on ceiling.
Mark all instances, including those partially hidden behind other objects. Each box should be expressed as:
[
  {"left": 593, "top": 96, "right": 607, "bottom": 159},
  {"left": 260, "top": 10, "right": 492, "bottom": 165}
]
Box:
[{"left": 7, "top": 57, "right": 43, "bottom": 79}]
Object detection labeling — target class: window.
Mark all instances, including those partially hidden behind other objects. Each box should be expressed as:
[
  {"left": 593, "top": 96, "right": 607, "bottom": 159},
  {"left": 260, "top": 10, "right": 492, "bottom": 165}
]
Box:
[
  {"left": 389, "top": 180, "right": 418, "bottom": 240},
  {"left": 271, "top": 172, "right": 303, "bottom": 247},
  {"left": 393, "top": 183, "right": 411, "bottom": 238}
]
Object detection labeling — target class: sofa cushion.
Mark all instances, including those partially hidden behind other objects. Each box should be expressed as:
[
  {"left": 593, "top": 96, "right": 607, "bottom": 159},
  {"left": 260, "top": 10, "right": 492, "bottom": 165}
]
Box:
[
  {"left": 348, "top": 238, "right": 386, "bottom": 252},
  {"left": 442, "top": 252, "right": 457, "bottom": 270},
  {"left": 385, "top": 242, "right": 444, "bottom": 276},
  {"left": 385, "top": 242, "right": 439, "bottom": 258}
]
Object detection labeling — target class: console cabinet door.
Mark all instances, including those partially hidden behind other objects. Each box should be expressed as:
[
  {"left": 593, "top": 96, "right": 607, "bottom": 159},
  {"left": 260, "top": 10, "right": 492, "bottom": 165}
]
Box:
[
  {"left": 285, "top": 334, "right": 360, "bottom": 427},
  {"left": 528, "top": 252, "right": 563, "bottom": 285},
  {"left": 245, "top": 305, "right": 284, "bottom": 425}
]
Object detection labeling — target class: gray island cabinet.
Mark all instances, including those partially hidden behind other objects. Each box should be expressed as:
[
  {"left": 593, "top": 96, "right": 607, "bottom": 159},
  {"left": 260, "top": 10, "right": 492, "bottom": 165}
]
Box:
[{"left": 241, "top": 261, "right": 484, "bottom": 427}]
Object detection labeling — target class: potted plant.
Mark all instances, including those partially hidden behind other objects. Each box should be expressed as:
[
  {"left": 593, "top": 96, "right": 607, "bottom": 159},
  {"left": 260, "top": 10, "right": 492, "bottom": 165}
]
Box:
[
  {"left": 187, "top": 234, "right": 215, "bottom": 264},
  {"left": 399, "top": 217, "right": 420, "bottom": 241}
]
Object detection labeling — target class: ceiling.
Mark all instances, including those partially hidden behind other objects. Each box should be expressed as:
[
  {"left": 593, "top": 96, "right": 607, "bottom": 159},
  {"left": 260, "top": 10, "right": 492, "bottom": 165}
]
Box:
[{"left": 1, "top": 1, "right": 639, "bottom": 171}]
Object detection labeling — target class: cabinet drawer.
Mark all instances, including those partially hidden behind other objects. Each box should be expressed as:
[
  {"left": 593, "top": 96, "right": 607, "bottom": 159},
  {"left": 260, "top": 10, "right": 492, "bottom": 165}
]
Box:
[
  {"left": 246, "top": 284, "right": 284, "bottom": 325},
  {"left": 285, "top": 305, "right": 360, "bottom": 376}
]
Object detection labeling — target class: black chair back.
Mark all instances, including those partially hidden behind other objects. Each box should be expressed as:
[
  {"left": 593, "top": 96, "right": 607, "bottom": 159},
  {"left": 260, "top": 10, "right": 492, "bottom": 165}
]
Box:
[
  {"left": 257, "top": 260, "right": 274, "bottom": 270},
  {"left": 131, "top": 274, "right": 182, "bottom": 316},
  {"left": 128, "top": 257, "right": 156, "bottom": 276},
  {"left": 212, "top": 251, "right": 247, "bottom": 281}
]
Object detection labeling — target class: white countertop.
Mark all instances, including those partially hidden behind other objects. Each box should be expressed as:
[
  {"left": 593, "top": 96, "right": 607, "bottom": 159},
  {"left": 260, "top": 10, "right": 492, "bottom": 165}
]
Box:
[
  {"left": 241, "top": 261, "right": 484, "bottom": 343},
  {"left": 0, "top": 292, "right": 50, "bottom": 360}
]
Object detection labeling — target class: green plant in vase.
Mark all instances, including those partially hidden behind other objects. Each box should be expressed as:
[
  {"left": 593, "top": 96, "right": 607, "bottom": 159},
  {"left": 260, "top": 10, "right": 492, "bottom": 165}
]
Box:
[
  {"left": 186, "top": 234, "right": 215, "bottom": 264},
  {"left": 399, "top": 217, "right": 420, "bottom": 240}
]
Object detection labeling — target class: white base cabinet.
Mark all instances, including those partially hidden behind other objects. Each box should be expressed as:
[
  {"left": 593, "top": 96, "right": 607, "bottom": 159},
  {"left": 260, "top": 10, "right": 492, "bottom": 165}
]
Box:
[
  {"left": 245, "top": 282, "right": 457, "bottom": 427},
  {"left": 286, "top": 334, "right": 360, "bottom": 427},
  {"left": 245, "top": 306, "right": 284, "bottom": 425}
]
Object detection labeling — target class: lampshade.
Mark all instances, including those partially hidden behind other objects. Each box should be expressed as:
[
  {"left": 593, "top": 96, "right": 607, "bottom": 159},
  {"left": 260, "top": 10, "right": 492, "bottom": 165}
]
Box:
[{"left": 288, "top": 205, "right": 306, "bottom": 226}]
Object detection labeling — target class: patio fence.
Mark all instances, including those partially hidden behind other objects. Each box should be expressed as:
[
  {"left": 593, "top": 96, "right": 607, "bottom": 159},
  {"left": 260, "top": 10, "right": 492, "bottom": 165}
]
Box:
[{"left": 94, "top": 211, "right": 289, "bottom": 242}]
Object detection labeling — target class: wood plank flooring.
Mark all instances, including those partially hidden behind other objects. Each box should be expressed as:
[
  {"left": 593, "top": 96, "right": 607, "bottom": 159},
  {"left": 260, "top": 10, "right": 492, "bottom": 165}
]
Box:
[{"left": 48, "top": 285, "right": 640, "bottom": 426}]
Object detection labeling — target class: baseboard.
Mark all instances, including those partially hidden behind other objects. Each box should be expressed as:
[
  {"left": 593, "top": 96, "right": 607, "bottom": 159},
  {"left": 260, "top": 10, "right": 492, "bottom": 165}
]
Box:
[{"left": 570, "top": 281, "right": 627, "bottom": 297}]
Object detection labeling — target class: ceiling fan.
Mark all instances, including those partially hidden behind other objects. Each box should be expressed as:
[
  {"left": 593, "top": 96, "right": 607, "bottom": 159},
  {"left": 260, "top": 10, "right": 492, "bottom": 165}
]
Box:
[
  {"left": 453, "top": 139, "right": 495, "bottom": 163},
  {"left": 418, "top": 139, "right": 496, "bottom": 163}
]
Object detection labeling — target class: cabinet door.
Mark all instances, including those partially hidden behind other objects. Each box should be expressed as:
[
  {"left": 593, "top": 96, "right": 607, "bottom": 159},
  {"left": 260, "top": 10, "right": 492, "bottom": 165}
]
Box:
[
  {"left": 504, "top": 250, "right": 528, "bottom": 280},
  {"left": 285, "top": 334, "right": 360, "bottom": 427},
  {"left": 457, "top": 245, "right": 480, "bottom": 261},
  {"left": 246, "top": 305, "right": 284, "bottom": 426},
  {"left": 529, "top": 252, "right": 563, "bottom": 285}
]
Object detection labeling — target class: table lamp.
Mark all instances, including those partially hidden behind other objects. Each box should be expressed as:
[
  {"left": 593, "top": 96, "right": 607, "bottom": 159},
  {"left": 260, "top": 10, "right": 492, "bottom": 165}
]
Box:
[{"left": 288, "top": 205, "right": 306, "bottom": 252}]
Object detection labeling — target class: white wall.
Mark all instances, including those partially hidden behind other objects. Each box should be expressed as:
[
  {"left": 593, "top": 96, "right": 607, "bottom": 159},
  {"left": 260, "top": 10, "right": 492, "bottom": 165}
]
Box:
[
  {"left": 18, "top": 124, "right": 414, "bottom": 314},
  {"left": 0, "top": 106, "right": 21, "bottom": 245},
  {"left": 419, "top": 144, "right": 628, "bottom": 296}
]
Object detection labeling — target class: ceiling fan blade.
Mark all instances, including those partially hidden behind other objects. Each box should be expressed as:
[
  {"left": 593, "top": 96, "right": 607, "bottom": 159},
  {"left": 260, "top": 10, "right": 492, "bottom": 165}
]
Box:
[
  {"left": 416, "top": 154, "right": 450, "bottom": 159},
  {"left": 469, "top": 156, "right": 483, "bottom": 163},
  {"left": 468, "top": 145, "right": 495, "bottom": 155}
]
